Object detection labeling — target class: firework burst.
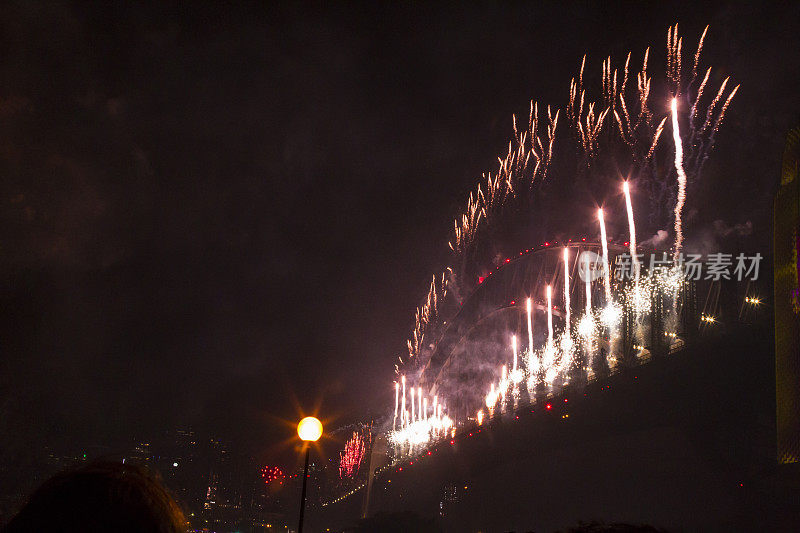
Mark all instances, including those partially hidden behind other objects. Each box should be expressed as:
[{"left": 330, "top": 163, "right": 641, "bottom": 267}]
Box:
[{"left": 386, "top": 24, "right": 738, "bottom": 460}]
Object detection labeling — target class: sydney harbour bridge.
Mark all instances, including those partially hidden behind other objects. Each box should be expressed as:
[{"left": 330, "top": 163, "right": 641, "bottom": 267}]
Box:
[
  {"left": 302, "top": 23, "right": 791, "bottom": 532},
  {"left": 309, "top": 237, "right": 769, "bottom": 532}
]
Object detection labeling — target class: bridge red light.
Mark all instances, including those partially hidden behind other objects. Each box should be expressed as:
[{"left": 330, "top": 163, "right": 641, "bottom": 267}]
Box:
[{"left": 546, "top": 403, "right": 552, "bottom": 410}]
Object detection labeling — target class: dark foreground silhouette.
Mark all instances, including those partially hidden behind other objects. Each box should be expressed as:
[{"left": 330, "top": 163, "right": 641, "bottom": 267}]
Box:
[
  {"left": 560, "top": 521, "right": 668, "bottom": 532},
  {"left": 346, "top": 512, "right": 666, "bottom": 533},
  {"left": 2, "top": 461, "right": 186, "bottom": 533}
]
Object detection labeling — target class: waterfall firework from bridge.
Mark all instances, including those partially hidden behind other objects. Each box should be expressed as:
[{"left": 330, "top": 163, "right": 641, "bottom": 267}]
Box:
[{"left": 385, "top": 24, "right": 738, "bottom": 458}]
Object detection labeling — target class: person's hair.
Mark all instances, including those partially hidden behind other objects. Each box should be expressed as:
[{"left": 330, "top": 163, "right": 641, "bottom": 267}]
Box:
[{"left": 3, "top": 461, "right": 187, "bottom": 533}]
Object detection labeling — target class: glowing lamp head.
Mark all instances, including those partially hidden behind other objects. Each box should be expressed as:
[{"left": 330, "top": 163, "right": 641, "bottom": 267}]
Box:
[{"left": 297, "top": 416, "right": 323, "bottom": 442}]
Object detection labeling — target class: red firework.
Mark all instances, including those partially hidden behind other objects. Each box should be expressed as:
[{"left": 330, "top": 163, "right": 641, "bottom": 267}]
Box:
[
  {"left": 339, "top": 428, "right": 371, "bottom": 479},
  {"left": 261, "top": 465, "right": 284, "bottom": 485}
]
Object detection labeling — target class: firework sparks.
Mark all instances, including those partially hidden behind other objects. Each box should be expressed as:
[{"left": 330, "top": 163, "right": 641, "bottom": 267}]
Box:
[
  {"left": 546, "top": 285, "right": 554, "bottom": 346},
  {"left": 393, "top": 382, "right": 399, "bottom": 431},
  {"left": 486, "top": 383, "right": 497, "bottom": 410},
  {"left": 339, "top": 429, "right": 370, "bottom": 479},
  {"left": 563, "top": 247, "right": 571, "bottom": 332},
  {"left": 623, "top": 181, "right": 640, "bottom": 281},
  {"left": 671, "top": 97, "right": 687, "bottom": 257},
  {"left": 410, "top": 387, "right": 415, "bottom": 423},
  {"left": 401, "top": 376, "right": 406, "bottom": 428},
  {"left": 526, "top": 297, "right": 535, "bottom": 364},
  {"left": 261, "top": 466, "right": 285, "bottom": 485},
  {"left": 418, "top": 386, "right": 422, "bottom": 423},
  {"left": 598, "top": 209, "right": 612, "bottom": 302},
  {"left": 584, "top": 254, "right": 592, "bottom": 317},
  {"left": 511, "top": 334, "right": 518, "bottom": 372},
  {"left": 386, "top": 24, "right": 739, "bottom": 462}
]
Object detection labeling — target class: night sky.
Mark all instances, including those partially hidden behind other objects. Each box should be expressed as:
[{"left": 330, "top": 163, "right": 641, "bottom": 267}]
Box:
[{"left": 0, "top": 1, "right": 798, "bottom": 469}]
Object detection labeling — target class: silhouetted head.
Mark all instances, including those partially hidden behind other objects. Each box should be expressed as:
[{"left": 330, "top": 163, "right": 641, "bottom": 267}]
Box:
[
  {"left": 562, "top": 521, "right": 668, "bottom": 533},
  {"left": 3, "top": 461, "right": 186, "bottom": 533}
]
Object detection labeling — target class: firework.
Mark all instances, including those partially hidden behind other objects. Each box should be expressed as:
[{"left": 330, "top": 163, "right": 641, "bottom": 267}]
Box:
[
  {"left": 410, "top": 386, "right": 415, "bottom": 423},
  {"left": 581, "top": 251, "right": 595, "bottom": 366},
  {"left": 598, "top": 208, "right": 612, "bottom": 302},
  {"left": 526, "top": 297, "right": 535, "bottom": 370},
  {"left": 393, "top": 382, "right": 399, "bottom": 431},
  {"left": 546, "top": 285, "right": 554, "bottom": 346},
  {"left": 401, "top": 376, "right": 406, "bottom": 428},
  {"left": 584, "top": 254, "right": 592, "bottom": 316},
  {"left": 512, "top": 334, "right": 518, "bottom": 372},
  {"left": 418, "top": 386, "right": 422, "bottom": 423},
  {"left": 563, "top": 247, "right": 571, "bottom": 333},
  {"left": 386, "top": 24, "right": 738, "bottom": 462},
  {"left": 623, "top": 181, "right": 640, "bottom": 281},
  {"left": 261, "top": 466, "right": 285, "bottom": 485},
  {"left": 671, "top": 97, "right": 687, "bottom": 256},
  {"left": 339, "top": 429, "right": 370, "bottom": 479}
]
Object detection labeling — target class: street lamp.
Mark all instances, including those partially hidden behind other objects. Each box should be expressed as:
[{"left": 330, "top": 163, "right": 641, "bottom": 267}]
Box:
[{"left": 297, "top": 416, "right": 322, "bottom": 533}]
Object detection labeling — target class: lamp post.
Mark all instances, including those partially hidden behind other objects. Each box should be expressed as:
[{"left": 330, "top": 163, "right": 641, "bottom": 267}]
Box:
[{"left": 296, "top": 416, "right": 322, "bottom": 533}]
